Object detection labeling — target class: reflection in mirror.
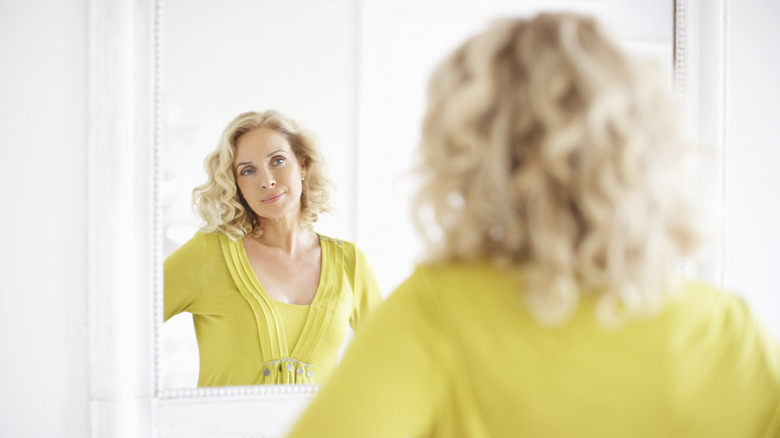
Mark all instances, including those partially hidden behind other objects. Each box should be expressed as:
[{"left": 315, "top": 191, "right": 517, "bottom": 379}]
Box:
[
  {"left": 162, "top": 0, "right": 673, "bottom": 391},
  {"left": 164, "top": 109, "right": 382, "bottom": 388},
  {"left": 162, "top": 0, "right": 364, "bottom": 389}
]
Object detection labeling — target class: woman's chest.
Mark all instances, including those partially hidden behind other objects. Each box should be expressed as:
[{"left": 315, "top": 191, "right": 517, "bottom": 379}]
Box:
[{"left": 246, "top": 246, "right": 322, "bottom": 305}]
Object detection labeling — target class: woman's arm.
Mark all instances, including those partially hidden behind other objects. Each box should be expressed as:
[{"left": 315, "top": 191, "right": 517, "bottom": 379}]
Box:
[
  {"left": 163, "top": 232, "right": 206, "bottom": 321},
  {"left": 288, "top": 269, "right": 450, "bottom": 438},
  {"left": 348, "top": 245, "right": 383, "bottom": 330}
]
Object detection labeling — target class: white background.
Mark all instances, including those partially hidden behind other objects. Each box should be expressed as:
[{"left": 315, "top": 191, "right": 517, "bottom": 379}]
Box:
[{"left": 0, "top": 0, "right": 778, "bottom": 435}]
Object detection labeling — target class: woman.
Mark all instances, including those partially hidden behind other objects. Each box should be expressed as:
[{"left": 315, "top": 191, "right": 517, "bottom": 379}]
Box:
[
  {"left": 287, "top": 13, "right": 780, "bottom": 437},
  {"left": 164, "top": 110, "right": 382, "bottom": 386}
]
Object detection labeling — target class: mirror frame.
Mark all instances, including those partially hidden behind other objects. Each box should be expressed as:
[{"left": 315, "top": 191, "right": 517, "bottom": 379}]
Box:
[{"left": 87, "top": 0, "right": 726, "bottom": 436}]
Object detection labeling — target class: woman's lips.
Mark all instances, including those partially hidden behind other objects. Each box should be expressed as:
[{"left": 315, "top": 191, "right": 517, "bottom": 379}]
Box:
[{"left": 262, "top": 192, "right": 285, "bottom": 204}]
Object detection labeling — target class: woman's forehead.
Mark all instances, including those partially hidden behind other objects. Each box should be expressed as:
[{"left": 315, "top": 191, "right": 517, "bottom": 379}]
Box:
[{"left": 234, "top": 127, "right": 292, "bottom": 156}]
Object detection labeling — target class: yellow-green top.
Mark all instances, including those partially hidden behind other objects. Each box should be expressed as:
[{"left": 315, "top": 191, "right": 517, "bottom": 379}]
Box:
[
  {"left": 164, "top": 231, "right": 382, "bottom": 386},
  {"left": 288, "top": 262, "right": 780, "bottom": 437}
]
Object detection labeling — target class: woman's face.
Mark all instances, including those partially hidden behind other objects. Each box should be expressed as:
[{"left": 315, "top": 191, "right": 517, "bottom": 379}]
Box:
[{"left": 233, "top": 127, "right": 306, "bottom": 223}]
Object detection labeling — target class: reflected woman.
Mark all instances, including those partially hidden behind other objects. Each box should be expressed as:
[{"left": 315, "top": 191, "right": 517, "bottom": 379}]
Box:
[
  {"left": 164, "top": 110, "right": 382, "bottom": 386},
  {"left": 287, "top": 13, "right": 780, "bottom": 437}
]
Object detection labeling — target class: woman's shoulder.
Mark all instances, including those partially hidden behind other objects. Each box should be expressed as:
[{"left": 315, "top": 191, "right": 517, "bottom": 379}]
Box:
[
  {"left": 166, "top": 230, "right": 229, "bottom": 262},
  {"left": 671, "top": 281, "right": 747, "bottom": 312},
  {"left": 667, "top": 282, "right": 780, "bottom": 389},
  {"left": 317, "top": 233, "right": 352, "bottom": 246},
  {"left": 179, "top": 229, "right": 224, "bottom": 248},
  {"left": 669, "top": 281, "right": 763, "bottom": 327},
  {"left": 407, "top": 261, "right": 519, "bottom": 289},
  {"left": 317, "top": 234, "right": 377, "bottom": 274},
  {"left": 317, "top": 234, "right": 361, "bottom": 257},
  {"left": 189, "top": 230, "right": 222, "bottom": 243},
  {"left": 395, "top": 261, "right": 522, "bottom": 311}
]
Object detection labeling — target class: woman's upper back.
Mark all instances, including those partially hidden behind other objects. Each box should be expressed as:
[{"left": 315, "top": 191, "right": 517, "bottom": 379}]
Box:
[
  {"left": 418, "top": 263, "right": 780, "bottom": 436},
  {"left": 289, "top": 262, "right": 780, "bottom": 437}
]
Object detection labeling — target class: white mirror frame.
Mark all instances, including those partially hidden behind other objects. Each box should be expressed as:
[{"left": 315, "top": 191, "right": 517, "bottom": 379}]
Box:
[{"left": 87, "top": 0, "right": 726, "bottom": 436}]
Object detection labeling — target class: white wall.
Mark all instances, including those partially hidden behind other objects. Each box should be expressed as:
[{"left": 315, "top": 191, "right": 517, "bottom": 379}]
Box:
[
  {"left": 724, "top": 0, "right": 780, "bottom": 338},
  {"left": 0, "top": 0, "right": 777, "bottom": 436},
  {"left": 0, "top": 0, "right": 90, "bottom": 436}
]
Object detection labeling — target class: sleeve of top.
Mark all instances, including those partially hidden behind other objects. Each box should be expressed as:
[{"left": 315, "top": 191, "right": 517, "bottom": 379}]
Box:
[
  {"left": 286, "top": 267, "right": 450, "bottom": 438},
  {"left": 720, "top": 292, "right": 780, "bottom": 435},
  {"left": 163, "top": 232, "right": 206, "bottom": 321},
  {"left": 348, "top": 245, "right": 383, "bottom": 331}
]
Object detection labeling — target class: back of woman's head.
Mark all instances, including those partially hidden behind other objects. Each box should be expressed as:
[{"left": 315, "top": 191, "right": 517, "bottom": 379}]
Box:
[{"left": 414, "top": 13, "right": 705, "bottom": 325}]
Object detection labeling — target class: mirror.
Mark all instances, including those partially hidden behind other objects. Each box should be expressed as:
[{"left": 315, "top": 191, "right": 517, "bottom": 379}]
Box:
[
  {"left": 160, "top": 0, "right": 365, "bottom": 389},
  {"left": 84, "top": 0, "right": 727, "bottom": 435}
]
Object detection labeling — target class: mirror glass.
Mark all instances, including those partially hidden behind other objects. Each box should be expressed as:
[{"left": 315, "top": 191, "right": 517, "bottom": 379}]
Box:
[
  {"left": 161, "top": 0, "right": 362, "bottom": 389},
  {"left": 161, "top": 0, "right": 673, "bottom": 390}
]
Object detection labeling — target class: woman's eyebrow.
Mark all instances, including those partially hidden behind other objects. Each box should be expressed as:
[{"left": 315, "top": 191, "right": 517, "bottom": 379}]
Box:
[{"left": 235, "top": 150, "right": 287, "bottom": 169}]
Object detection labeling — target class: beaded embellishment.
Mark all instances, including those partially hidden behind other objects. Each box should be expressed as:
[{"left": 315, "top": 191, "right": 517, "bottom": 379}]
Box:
[{"left": 262, "top": 357, "right": 313, "bottom": 380}]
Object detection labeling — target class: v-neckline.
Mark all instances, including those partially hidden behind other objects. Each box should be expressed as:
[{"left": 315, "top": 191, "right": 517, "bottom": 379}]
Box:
[
  {"left": 238, "top": 233, "right": 326, "bottom": 308},
  {"left": 236, "top": 234, "right": 327, "bottom": 355},
  {"left": 218, "top": 232, "right": 348, "bottom": 383}
]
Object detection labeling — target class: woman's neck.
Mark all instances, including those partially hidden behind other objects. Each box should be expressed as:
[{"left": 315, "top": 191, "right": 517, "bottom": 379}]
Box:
[{"left": 255, "top": 217, "right": 314, "bottom": 255}]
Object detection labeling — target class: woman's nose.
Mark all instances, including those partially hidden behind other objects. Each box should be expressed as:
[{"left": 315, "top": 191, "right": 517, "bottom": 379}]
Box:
[{"left": 261, "top": 179, "right": 276, "bottom": 189}]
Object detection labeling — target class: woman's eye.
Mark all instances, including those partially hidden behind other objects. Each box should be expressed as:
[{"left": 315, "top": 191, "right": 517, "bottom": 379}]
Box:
[
  {"left": 240, "top": 168, "right": 255, "bottom": 176},
  {"left": 272, "top": 157, "right": 286, "bottom": 166}
]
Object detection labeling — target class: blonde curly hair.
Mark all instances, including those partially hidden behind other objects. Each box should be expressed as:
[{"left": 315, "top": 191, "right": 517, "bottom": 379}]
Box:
[
  {"left": 414, "top": 13, "right": 705, "bottom": 325},
  {"left": 193, "top": 110, "right": 334, "bottom": 239}
]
